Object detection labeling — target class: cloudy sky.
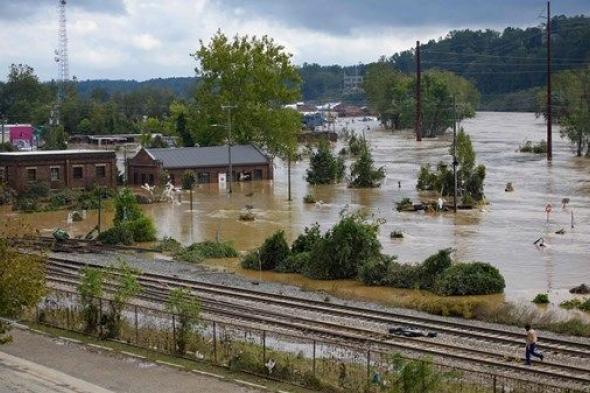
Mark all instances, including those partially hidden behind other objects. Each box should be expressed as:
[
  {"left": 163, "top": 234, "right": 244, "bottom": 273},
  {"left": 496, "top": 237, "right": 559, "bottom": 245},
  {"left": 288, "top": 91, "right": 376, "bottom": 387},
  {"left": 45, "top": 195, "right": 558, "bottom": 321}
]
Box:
[{"left": 0, "top": 0, "right": 587, "bottom": 81}]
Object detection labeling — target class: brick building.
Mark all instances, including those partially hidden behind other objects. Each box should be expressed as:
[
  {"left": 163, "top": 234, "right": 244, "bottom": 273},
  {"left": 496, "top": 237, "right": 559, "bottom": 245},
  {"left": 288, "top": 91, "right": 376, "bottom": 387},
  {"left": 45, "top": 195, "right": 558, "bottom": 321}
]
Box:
[
  {"left": 0, "top": 150, "right": 118, "bottom": 193},
  {"left": 127, "top": 145, "right": 273, "bottom": 186}
]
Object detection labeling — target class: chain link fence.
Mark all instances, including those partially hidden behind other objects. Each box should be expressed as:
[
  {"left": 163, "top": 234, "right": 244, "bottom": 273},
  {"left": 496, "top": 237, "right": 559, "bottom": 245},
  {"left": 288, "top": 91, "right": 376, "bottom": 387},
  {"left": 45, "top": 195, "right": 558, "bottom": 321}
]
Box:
[{"left": 25, "top": 288, "right": 585, "bottom": 393}]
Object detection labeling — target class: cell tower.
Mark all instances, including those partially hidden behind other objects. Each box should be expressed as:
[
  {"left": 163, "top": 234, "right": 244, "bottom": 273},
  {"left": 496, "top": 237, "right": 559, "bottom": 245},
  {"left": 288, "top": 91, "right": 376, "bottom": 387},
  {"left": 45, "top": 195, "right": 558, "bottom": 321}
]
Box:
[{"left": 55, "top": 0, "right": 69, "bottom": 103}]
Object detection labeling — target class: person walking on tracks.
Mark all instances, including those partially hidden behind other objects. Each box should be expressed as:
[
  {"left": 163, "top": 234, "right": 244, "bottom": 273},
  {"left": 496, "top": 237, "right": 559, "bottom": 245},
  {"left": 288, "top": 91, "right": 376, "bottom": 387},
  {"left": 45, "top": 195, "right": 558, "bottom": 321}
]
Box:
[{"left": 525, "top": 324, "right": 544, "bottom": 365}]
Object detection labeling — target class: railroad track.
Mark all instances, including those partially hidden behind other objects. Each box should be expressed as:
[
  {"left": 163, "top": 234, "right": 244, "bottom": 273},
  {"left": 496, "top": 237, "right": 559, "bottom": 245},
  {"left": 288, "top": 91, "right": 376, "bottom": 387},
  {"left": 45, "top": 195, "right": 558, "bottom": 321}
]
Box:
[{"left": 41, "top": 255, "right": 590, "bottom": 390}]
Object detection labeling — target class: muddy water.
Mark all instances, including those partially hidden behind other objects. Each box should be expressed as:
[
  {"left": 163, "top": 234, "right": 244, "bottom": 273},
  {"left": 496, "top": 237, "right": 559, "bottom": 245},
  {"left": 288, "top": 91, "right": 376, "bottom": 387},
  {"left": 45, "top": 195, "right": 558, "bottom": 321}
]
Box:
[{"left": 2, "top": 112, "right": 589, "bottom": 303}]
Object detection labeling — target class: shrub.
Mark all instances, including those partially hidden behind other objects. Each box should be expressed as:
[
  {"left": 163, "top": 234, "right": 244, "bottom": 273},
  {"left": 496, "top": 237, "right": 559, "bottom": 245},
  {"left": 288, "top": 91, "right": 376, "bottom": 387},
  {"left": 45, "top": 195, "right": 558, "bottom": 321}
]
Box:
[
  {"left": 520, "top": 140, "right": 547, "bottom": 154},
  {"left": 240, "top": 250, "right": 260, "bottom": 269},
  {"left": 304, "top": 212, "right": 381, "bottom": 280},
  {"left": 291, "top": 223, "right": 321, "bottom": 254},
  {"left": 358, "top": 255, "right": 399, "bottom": 286},
  {"left": 258, "top": 230, "right": 290, "bottom": 270},
  {"left": 560, "top": 299, "right": 582, "bottom": 310},
  {"left": 155, "top": 237, "right": 183, "bottom": 253},
  {"left": 98, "top": 225, "right": 134, "bottom": 245},
  {"left": 396, "top": 198, "right": 413, "bottom": 212},
  {"left": 185, "top": 240, "right": 239, "bottom": 258},
  {"left": 434, "top": 262, "right": 505, "bottom": 296},
  {"left": 349, "top": 139, "right": 385, "bottom": 188},
  {"left": 306, "top": 138, "right": 343, "bottom": 184},
  {"left": 532, "top": 293, "right": 550, "bottom": 304},
  {"left": 303, "top": 193, "right": 316, "bottom": 204},
  {"left": 348, "top": 133, "right": 362, "bottom": 156},
  {"left": 182, "top": 171, "right": 195, "bottom": 190},
  {"left": 276, "top": 251, "right": 311, "bottom": 273},
  {"left": 417, "top": 248, "right": 452, "bottom": 290},
  {"left": 175, "top": 247, "right": 205, "bottom": 263},
  {"left": 23, "top": 181, "right": 50, "bottom": 199},
  {"left": 126, "top": 216, "right": 157, "bottom": 242}
]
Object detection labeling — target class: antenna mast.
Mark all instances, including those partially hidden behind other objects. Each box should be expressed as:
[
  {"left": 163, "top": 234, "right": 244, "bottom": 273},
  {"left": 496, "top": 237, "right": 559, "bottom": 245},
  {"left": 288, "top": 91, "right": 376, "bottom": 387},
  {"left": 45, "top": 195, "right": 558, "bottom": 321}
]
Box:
[{"left": 56, "top": 1, "right": 69, "bottom": 101}]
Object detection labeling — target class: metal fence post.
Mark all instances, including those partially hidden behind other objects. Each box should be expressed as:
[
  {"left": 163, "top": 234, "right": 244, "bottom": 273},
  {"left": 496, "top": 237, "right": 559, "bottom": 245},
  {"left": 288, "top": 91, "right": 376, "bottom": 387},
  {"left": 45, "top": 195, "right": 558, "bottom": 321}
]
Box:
[
  {"left": 366, "top": 350, "right": 371, "bottom": 385},
  {"left": 134, "top": 305, "right": 138, "bottom": 344},
  {"left": 493, "top": 375, "right": 497, "bottom": 393},
  {"left": 312, "top": 340, "right": 316, "bottom": 377},
  {"left": 212, "top": 321, "right": 217, "bottom": 364},
  {"left": 172, "top": 314, "right": 177, "bottom": 354},
  {"left": 262, "top": 330, "right": 266, "bottom": 364},
  {"left": 98, "top": 298, "right": 103, "bottom": 338}
]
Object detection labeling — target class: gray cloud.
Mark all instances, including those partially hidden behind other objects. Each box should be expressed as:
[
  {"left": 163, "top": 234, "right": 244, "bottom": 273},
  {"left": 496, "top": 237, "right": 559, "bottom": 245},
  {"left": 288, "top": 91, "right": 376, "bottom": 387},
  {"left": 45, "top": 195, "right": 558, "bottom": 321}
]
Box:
[
  {"left": 218, "top": 0, "right": 589, "bottom": 34},
  {"left": 0, "top": 0, "right": 126, "bottom": 20}
]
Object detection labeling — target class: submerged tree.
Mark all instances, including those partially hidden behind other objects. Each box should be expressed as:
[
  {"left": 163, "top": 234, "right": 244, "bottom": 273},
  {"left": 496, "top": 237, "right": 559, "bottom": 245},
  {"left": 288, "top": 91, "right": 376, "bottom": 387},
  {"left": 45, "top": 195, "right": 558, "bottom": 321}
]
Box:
[
  {"left": 349, "top": 138, "right": 385, "bottom": 188},
  {"left": 306, "top": 138, "right": 345, "bottom": 184},
  {"left": 553, "top": 67, "right": 590, "bottom": 156},
  {"left": 417, "top": 128, "right": 486, "bottom": 203}
]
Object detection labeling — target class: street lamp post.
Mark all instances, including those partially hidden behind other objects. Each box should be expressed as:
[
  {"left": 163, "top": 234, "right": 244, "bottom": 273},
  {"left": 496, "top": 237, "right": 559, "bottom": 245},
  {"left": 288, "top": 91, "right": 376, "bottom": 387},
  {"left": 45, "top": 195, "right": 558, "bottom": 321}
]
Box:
[{"left": 212, "top": 105, "right": 236, "bottom": 194}]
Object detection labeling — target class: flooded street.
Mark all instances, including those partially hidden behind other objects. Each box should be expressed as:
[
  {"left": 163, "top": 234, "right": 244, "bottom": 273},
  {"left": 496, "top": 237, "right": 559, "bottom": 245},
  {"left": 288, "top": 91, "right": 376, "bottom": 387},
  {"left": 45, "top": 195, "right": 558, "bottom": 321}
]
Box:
[{"left": 3, "top": 112, "right": 589, "bottom": 302}]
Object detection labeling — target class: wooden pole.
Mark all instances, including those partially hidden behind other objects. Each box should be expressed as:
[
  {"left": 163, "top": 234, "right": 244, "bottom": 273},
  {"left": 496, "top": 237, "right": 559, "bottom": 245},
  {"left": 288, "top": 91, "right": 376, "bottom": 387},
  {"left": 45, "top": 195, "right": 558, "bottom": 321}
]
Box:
[
  {"left": 415, "top": 41, "right": 422, "bottom": 142},
  {"left": 453, "top": 96, "right": 458, "bottom": 213},
  {"left": 547, "top": 0, "right": 553, "bottom": 161}
]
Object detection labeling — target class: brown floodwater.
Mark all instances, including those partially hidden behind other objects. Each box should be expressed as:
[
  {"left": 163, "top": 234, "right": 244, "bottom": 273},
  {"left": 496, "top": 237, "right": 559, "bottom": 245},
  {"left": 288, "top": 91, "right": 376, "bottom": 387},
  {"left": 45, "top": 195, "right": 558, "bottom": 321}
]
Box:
[{"left": 2, "top": 112, "right": 589, "bottom": 305}]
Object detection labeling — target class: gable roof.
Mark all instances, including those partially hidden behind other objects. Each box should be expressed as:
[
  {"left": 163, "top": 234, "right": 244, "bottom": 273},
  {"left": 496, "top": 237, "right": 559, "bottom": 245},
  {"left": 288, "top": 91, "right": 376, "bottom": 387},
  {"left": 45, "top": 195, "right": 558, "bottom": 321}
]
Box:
[{"left": 144, "top": 144, "right": 270, "bottom": 169}]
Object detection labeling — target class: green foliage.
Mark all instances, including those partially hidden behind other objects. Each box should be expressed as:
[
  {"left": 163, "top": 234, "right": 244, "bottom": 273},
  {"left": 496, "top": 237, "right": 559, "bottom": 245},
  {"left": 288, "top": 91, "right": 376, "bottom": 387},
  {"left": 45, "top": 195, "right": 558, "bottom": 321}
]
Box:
[
  {"left": 183, "top": 240, "right": 238, "bottom": 259},
  {"left": 291, "top": 223, "right": 321, "bottom": 254},
  {"left": 259, "top": 230, "right": 290, "bottom": 270},
  {"left": 364, "top": 64, "right": 478, "bottom": 135},
  {"left": 0, "top": 240, "right": 45, "bottom": 335},
  {"left": 418, "top": 249, "right": 453, "bottom": 289},
  {"left": 181, "top": 171, "right": 195, "bottom": 190},
  {"left": 276, "top": 251, "right": 311, "bottom": 273},
  {"left": 416, "top": 129, "right": 486, "bottom": 202},
  {"left": 519, "top": 140, "right": 548, "bottom": 154},
  {"left": 396, "top": 198, "right": 414, "bottom": 212},
  {"left": 241, "top": 230, "right": 290, "bottom": 271},
  {"left": 434, "top": 263, "right": 506, "bottom": 296},
  {"left": 166, "top": 288, "right": 201, "bottom": 355},
  {"left": 552, "top": 67, "right": 590, "bottom": 156},
  {"left": 99, "top": 188, "right": 156, "bottom": 244},
  {"left": 104, "top": 261, "right": 142, "bottom": 338},
  {"left": 306, "top": 139, "right": 344, "bottom": 184},
  {"left": 192, "top": 31, "right": 301, "bottom": 151},
  {"left": 42, "top": 125, "right": 68, "bottom": 150},
  {"left": 386, "top": 355, "right": 453, "bottom": 393},
  {"left": 349, "top": 139, "right": 385, "bottom": 188},
  {"left": 78, "top": 267, "right": 104, "bottom": 334},
  {"left": 303, "top": 193, "right": 316, "bottom": 204},
  {"left": 155, "top": 237, "right": 183, "bottom": 253},
  {"left": 348, "top": 133, "right": 363, "bottom": 155},
  {"left": 304, "top": 212, "right": 381, "bottom": 280},
  {"left": 532, "top": 293, "right": 550, "bottom": 304},
  {"left": 0, "top": 142, "right": 15, "bottom": 152}
]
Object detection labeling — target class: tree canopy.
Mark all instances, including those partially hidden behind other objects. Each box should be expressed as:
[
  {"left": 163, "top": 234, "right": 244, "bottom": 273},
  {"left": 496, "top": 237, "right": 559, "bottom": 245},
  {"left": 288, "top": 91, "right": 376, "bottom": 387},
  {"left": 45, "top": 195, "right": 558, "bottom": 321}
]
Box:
[{"left": 191, "top": 31, "right": 302, "bottom": 153}]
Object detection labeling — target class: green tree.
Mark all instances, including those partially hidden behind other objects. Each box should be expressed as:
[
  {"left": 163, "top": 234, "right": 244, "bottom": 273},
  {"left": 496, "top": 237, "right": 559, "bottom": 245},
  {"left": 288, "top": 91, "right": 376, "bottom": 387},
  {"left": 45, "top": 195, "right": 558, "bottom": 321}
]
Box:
[
  {"left": 78, "top": 267, "right": 104, "bottom": 335},
  {"left": 306, "top": 139, "right": 344, "bottom": 184},
  {"left": 42, "top": 124, "right": 68, "bottom": 150},
  {"left": 0, "top": 239, "right": 46, "bottom": 344},
  {"left": 349, "top": 139, "right": 385, "bottom": 188},
  {"left": 168, "top": 101, "right": 194, "bottom": 146},
  {"left": 166, "top": 288, "right": 201, "bottom": 355},
  {"left": 385, "top": 355, "right": 451, "bottom": 393},
  {"left": 553, "top": 67, "right": 590, "bottom": 156},
  {"left": 0, "top": 64, "right": 53, "bottom": 124},
  {"left": 104, "top": 261, "right": 142, "bottom": 339},
  {"left": 192, "top": 31, "right": 301, "bottom": 148}
]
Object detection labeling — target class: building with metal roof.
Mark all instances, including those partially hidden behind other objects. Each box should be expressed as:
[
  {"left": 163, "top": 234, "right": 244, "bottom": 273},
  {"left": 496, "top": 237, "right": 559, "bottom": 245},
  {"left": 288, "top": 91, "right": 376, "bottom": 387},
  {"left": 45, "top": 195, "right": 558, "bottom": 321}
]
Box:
[{"left": 127, "top": 144, "right": 273, "bottom": 186}]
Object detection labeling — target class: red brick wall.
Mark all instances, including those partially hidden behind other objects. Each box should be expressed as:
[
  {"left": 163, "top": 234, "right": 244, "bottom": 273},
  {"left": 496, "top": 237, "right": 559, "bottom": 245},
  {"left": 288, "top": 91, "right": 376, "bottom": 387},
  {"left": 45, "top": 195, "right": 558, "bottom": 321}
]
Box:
[{"left": 0, "top": 152, "right": 117, "bottom": 194}]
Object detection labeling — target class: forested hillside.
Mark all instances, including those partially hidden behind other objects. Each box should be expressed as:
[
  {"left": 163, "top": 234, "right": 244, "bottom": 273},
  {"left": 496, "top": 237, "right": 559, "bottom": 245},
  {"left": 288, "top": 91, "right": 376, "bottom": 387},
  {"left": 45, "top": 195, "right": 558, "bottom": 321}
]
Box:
[{"left": 64, "top": 15, "right": 589, "bottom": 111}]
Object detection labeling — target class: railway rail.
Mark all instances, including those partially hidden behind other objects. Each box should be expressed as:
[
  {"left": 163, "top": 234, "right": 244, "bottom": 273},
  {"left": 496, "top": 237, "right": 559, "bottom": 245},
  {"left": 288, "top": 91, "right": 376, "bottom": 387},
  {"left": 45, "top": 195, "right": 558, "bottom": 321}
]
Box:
[{"left": 39, "top": 254, "right": 590, "bottom": 390}]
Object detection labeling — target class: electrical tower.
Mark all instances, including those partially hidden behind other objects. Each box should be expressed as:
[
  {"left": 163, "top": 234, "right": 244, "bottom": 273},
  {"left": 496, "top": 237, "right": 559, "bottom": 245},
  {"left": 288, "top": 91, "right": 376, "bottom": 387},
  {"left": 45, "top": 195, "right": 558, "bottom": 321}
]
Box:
[{"left": 52, "top": 0, "right": 69, "bottom": 124}]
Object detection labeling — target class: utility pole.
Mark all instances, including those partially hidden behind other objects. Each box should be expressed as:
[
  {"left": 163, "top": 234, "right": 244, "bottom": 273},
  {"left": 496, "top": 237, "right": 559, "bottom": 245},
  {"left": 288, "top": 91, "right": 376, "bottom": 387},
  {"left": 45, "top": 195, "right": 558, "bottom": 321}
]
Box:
[
  {"left": 222, "top": 105, "right": 235, "bottom": 193},
  {"left": 415, "top": 41, "right": 422, "bottom": 142},
  {"left": 1, "top": 116, "right": 5, "bottom": 146},
  {"left": 287, "top": 154, "right": 292, "bottom": 201},
  {"left": 97, "top": 187, "right": 102, "bottom": 234},
  {"left": 546, "top": 0, "right": 553, "bottom": 161},
  {"left": 452, "top": 96, "right": 458, "bottom": 213}
]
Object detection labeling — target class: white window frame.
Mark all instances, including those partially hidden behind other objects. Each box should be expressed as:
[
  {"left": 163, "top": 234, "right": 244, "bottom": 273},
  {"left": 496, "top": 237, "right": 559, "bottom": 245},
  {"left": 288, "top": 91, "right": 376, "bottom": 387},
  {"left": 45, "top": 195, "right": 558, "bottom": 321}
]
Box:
[{"left": 50, "top": 166, "right": 61, "bottom": 181}]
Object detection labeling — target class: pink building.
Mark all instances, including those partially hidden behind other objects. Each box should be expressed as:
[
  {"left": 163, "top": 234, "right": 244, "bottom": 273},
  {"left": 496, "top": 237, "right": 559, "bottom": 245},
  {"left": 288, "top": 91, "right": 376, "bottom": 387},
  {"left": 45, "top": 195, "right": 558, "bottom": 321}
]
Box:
[{"left": 6, "top": 124, "right": 35, "bottom": 150}]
